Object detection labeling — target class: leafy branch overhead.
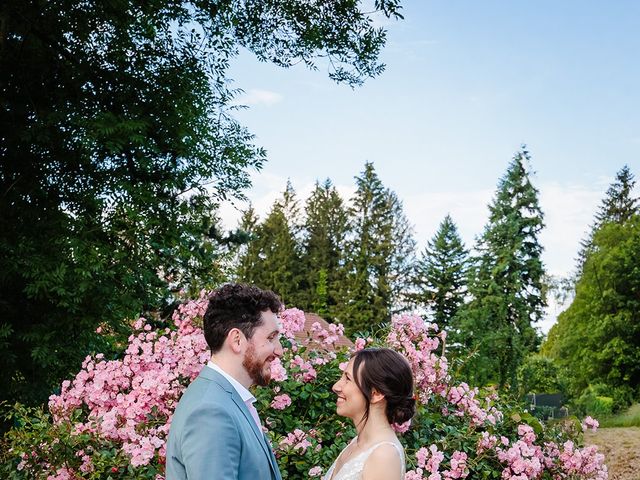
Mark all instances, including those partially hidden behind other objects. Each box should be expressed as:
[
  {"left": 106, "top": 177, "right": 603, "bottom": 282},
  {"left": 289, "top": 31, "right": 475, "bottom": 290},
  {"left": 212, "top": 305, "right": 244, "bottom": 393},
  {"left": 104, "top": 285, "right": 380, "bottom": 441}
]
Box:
[{"left": 0, "top": 0, "right": 404, "bottom": 407}]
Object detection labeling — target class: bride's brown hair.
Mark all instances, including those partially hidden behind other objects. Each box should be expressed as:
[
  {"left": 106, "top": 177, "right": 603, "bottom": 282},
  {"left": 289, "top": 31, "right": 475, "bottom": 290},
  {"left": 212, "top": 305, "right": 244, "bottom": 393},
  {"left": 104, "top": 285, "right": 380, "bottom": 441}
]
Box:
[{"left": 351, "top": 348, "right": 415, "bottom": 427}]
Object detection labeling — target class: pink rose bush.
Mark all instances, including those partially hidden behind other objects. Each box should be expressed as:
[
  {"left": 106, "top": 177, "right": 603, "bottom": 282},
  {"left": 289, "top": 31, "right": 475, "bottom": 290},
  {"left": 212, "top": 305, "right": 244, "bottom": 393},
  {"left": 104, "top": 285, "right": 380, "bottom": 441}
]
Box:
[{"left": 1, "top": 294, "right": 607, "bottom": 480}]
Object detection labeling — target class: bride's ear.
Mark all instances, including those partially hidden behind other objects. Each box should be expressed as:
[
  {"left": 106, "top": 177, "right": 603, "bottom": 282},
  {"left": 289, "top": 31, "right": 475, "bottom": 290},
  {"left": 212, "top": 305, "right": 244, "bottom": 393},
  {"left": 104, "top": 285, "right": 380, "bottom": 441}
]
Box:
[{"left": 370, "top": 388, "right": 385, "bottom": 404}]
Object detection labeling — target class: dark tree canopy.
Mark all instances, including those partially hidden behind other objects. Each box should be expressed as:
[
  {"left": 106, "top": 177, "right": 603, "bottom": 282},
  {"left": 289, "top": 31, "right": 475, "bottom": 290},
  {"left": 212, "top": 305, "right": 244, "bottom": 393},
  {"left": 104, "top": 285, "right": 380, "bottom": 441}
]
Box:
[
  {"left": 301, "top": 180, "right": 350, "bottom": 319},
  {"left": 236, "top": 182, "right": 305, "bottom": 307},
  {"left": 0, "top": 0, "right": 403, "bottom": 406}
]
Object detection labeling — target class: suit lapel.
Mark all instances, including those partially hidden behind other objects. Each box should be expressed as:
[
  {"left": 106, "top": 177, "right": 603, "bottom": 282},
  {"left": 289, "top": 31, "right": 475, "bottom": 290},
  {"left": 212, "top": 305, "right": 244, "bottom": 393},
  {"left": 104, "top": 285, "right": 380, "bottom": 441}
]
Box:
[
  {"left": 201, "top": 367, "right": 280, "bottom": 479},
  {"left": 229, "top": 393, "right": 281, "bottom": 477}
]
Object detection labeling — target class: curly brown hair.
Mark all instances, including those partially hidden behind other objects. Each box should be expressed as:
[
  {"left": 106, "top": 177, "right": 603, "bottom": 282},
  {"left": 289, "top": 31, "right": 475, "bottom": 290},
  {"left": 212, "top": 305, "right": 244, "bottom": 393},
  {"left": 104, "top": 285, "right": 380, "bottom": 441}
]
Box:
[{"left": 203, "top": 283, "right": 282, "bottom": 353}]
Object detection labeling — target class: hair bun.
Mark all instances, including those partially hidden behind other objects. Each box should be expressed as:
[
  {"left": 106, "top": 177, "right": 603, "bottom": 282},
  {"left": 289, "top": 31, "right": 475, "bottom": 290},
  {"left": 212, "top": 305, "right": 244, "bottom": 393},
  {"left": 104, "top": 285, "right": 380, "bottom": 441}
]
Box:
[{"left": 389, "top": 396, "right": 416, "bottom": 424}]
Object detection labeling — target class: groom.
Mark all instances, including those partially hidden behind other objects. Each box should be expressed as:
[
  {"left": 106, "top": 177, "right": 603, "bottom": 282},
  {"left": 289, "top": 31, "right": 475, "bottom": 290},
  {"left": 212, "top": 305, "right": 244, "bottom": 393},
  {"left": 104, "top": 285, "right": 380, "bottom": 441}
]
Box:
[{"left": 166, "top": 283, "right": 284, "bottom": 480}]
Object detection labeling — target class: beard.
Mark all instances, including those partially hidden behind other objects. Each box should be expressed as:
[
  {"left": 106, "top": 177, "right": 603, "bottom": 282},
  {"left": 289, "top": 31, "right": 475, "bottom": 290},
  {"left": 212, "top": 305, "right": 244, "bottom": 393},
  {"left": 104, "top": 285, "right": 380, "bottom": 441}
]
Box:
[{"left": 242, "top": 342, "right": 272, "bottom": 387}]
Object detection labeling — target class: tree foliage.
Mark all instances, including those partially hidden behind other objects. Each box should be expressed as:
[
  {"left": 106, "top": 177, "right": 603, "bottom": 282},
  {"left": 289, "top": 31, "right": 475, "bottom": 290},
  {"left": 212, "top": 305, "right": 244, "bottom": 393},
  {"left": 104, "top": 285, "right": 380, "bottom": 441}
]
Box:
[
  {"left": 575, "top": 165, "right": 638, "bottom": 275},
  {"left": 543, "top": 215, "right": 640, "bottom": 401},
  {"left": 457, "top": 148, "right": 545, "bottom": 389},
  {"left": 0, "top": 0, "right": 403, "bottom": 406}
]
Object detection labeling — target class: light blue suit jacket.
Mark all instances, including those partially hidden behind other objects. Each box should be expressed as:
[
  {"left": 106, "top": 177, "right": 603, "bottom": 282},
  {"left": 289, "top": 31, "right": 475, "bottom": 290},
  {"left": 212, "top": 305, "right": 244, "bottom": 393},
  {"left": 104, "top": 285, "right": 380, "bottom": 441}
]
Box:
[{"left": 166, "top": 366, "right": 282, "bottom": 480}]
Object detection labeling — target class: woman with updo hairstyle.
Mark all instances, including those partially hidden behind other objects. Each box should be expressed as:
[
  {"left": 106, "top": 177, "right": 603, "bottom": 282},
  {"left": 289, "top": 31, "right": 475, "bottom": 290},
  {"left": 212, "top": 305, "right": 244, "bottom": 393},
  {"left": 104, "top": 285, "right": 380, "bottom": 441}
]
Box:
[{"left": 323, "top": 348, "right": 415, "bottom": 480}]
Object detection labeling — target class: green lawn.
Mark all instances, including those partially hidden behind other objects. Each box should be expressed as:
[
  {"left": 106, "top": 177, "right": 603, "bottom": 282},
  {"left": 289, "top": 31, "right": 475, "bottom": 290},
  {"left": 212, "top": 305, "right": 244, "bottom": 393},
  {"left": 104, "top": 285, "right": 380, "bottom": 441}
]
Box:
[{"left": 599, "top": 403, "right": 640, "bottom": 428}]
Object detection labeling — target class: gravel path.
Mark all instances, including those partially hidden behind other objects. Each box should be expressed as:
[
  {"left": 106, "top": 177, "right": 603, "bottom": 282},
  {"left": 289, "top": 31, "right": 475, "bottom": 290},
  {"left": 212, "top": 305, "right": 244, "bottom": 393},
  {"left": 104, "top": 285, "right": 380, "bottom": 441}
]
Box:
[{"left": 585, "top": 427, "right": 640, "bottom": 480}]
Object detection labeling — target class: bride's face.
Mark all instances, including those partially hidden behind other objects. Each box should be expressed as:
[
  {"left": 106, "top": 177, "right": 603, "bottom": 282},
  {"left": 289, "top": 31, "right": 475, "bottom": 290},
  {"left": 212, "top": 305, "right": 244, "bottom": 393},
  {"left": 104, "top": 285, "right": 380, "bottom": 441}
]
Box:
[{"left": 332, "top": 358, "right": 367, "bottom": 421}]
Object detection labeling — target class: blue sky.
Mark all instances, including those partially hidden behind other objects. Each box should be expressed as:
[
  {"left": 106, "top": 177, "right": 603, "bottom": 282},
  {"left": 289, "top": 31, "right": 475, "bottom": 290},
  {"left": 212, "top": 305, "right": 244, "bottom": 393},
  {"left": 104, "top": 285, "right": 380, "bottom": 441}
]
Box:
[{"left": 219, "top": 1, "right": 640, "bottom": 332}]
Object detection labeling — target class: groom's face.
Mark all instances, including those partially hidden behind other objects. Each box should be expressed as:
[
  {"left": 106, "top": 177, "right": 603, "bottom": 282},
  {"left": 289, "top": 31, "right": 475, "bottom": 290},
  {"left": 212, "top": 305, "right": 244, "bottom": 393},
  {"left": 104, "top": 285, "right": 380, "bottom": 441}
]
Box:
[{"left": 242, "top": 310, "right": 283, "bottom": 387}]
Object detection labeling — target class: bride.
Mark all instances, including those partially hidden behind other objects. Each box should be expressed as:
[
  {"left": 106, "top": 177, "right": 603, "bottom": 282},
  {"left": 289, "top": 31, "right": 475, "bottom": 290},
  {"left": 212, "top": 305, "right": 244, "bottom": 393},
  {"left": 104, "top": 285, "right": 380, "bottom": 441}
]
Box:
[{"left": 324, "top": 348, "right": 415, "bottom": 480}]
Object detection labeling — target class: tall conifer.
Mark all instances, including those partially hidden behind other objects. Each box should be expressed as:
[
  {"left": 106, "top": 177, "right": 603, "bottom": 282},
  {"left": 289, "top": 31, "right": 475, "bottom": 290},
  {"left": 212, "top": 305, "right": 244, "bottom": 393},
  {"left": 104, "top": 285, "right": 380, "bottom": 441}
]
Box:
[
  {"left": 342, "top": 163, "right": 416, "bottom": 333},
  {"left": 458, "top": 147, "right": 545, "bottom": 389},
  {"left": 576, "top": 165, "right": 638, "bottom": 274},
  {"left": 412, "top": 215, "right": 469, "bottom": 331},
  {"left": 301, "top": 180, "right": 350, "bottom": 318},
  {"left": 236, "top": 182, "right": 304, "bottom": 306}
]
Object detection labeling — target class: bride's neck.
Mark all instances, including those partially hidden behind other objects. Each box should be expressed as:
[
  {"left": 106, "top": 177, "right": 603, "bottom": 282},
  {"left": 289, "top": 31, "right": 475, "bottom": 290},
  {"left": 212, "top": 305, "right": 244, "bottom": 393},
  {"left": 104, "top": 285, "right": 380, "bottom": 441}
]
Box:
[{"left": 354, "top": 408, "right": 394, "bottom": 444}]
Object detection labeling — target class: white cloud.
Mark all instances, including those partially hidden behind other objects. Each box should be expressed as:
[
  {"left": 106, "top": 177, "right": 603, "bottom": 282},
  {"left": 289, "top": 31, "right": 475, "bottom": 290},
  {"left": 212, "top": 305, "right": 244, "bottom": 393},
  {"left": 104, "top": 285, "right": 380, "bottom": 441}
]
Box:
[{"left": 233, "top": 89, "right": 283, "bottom": 107}]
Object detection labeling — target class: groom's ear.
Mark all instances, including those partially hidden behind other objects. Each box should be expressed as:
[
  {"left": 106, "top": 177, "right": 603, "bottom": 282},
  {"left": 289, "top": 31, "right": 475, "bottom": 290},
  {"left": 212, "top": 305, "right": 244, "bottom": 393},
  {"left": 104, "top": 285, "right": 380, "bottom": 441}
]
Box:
[
  {"left": 370, "top": 388, "right": 385, "bottom": 404},
  {"left": 227, "top": 328, "right": 245, "bottom": 354}
]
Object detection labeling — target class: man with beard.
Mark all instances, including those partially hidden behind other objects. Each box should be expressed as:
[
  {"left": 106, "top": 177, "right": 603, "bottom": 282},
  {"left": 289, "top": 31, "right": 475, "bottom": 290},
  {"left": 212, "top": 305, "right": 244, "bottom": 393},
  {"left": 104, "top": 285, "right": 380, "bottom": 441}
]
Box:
[{"left": 166, "top": 283, "right": 284, "bottom": 480}]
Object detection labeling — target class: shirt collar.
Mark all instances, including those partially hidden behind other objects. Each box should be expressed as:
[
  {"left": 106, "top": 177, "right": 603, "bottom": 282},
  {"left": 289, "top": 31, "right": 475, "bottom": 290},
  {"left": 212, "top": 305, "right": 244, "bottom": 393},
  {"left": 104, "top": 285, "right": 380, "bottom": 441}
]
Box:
[{"left": 207, "top": 361, "right": 256, "bottom": 404}]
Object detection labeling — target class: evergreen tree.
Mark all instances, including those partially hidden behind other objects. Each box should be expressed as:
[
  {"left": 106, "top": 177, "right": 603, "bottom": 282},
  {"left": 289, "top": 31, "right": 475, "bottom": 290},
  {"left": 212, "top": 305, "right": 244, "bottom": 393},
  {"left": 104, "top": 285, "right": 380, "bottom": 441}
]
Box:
[
  {"left": 596, "top": 165, "right": 638, "bottom": 224},
  {"left": 576, "top": 165, "right": 638, "bottom": 274},
  {"left": 342, "top": 163, "right": 416, "bottom": 333},
  {"left": 313, "top": 269, "right": 331, "bottom": 318},
  {"left": 412, "top": 215, "right": 469, "bottom": 331},
  {"left": 233, "top": 206, "right": 260, "bottom": 279},
  {"left": 301, "top": 180, "right": 350, "bottom": 318},
  {"left": 236, "top": 182, "right": 304, "bottom": 306},
  {"left": 457, "top": 147, "right": 545, "bottom": 389}
]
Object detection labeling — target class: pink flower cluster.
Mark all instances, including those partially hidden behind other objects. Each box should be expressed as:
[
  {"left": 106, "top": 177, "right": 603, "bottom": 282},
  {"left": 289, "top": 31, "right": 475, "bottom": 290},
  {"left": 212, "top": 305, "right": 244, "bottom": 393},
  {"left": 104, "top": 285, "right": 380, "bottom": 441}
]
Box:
[
  {"left": 290, "top": 355, "right": 318, "bottom": 382},
  {"left": 406, "top": 445, "right": 468, "bottom": 480},
  {"left": 48, "top": 295, "right": 212, "bottom": 467},
  {"left": 308, "top": 321, "right": 345, "bottom": 350},
  {"left": 582, "top": 416, "right": 599, "bottom": 432},
  {"left": 46, "top": 467, "right": 75, "bottom": 480},
  {"left": 387, "top": 314, "right": 500, "bottom": 427},
  {"left": 445, "top": 382, "right": 501, "bottom": 426},
  {"left": 496, "top": 425, "right": 545, "bottom": 480},
  {"left": 270, "top": 358, "right": 289, "bottom": 382},
  {"left": 557, "top": 441, "right": 608, "bottom": 480},
  {"left": 477, "top": 431, "right": 498, "bottom": 454},
  {"left": 386, "top": 314, "right": 449, "bottom": 402},
  {"left": 271, "top": 394, "right": 292, "bottom": 410},
  {"left": 491, "top": 427, "right": 607, "bottom": 480},
  {"left": 279, "top": 308, "right": 306, "bottom": 340},
  {"left": 308, "top": 466, "right": 323, "bottom": 477},
  {"left": 278, "top": 428, "right": 313, "bottom": 453}
]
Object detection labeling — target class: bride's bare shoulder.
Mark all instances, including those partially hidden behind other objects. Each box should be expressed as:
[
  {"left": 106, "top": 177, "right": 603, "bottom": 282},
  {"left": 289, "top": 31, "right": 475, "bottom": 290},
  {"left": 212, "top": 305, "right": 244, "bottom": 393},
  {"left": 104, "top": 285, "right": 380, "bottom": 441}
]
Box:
[{"left": 361, "top": 443, "right": 403, "bottom": 480}]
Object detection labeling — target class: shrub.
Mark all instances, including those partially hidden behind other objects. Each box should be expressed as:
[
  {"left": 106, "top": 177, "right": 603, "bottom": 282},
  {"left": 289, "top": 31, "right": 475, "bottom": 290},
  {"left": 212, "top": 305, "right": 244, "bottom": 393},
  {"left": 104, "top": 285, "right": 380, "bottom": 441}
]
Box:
[
  {"left": 1, "top": 294, "right": 608, "bottom": 479},
  {"left": 517, "top": 355, "right": 566, "bottom": 397},
  {"left": 573, "top": 383, "right": 635, "bottom": 418}
]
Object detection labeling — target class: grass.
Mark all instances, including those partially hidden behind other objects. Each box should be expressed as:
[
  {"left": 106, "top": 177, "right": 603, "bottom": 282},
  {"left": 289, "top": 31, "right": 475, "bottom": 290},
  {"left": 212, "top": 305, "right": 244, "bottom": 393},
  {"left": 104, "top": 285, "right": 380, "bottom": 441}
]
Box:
[{"left": 599, "top": 403, "right": 640, "bottom": 428}]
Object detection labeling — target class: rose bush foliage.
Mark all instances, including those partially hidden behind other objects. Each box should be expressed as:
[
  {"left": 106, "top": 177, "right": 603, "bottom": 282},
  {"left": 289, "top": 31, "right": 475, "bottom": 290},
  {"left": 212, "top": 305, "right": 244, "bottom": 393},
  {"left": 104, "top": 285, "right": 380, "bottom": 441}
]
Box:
[{"left": 1, "top": 293, "right": 607, "bottom": 479}]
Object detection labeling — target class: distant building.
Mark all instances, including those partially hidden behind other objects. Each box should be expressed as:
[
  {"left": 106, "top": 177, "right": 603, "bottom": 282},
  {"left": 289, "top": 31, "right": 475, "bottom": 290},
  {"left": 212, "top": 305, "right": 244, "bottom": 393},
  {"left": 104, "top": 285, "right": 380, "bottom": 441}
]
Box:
[{"left": 293, "top": 312, "right": 353, "bottom": 350}]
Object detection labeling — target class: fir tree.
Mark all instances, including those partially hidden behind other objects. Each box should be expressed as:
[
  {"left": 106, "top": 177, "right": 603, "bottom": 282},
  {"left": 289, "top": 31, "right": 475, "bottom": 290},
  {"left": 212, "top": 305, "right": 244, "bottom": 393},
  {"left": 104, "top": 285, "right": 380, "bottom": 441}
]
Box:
[
  {"left": 342, "top": 163, "right": 416, "bottom": 333},
  {"left": 458, "top": 147, "right": 546, "bottom": 389},
  {"left": 412, "top": 215, "right": 469, "bottom": 331},
  {"left": 236, "top": 182, "right": 304, "bottom": 306},
  {"left": 301, "top": 180, "right": 350, "bottom": 318}
]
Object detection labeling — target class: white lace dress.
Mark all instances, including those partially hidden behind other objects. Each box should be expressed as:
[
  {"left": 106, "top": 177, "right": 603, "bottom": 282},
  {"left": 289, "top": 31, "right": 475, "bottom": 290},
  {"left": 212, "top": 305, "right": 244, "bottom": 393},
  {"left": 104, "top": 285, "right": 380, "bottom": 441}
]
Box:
[{"left": 323, "top": 437, "right": 405, "bottom": 480}]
